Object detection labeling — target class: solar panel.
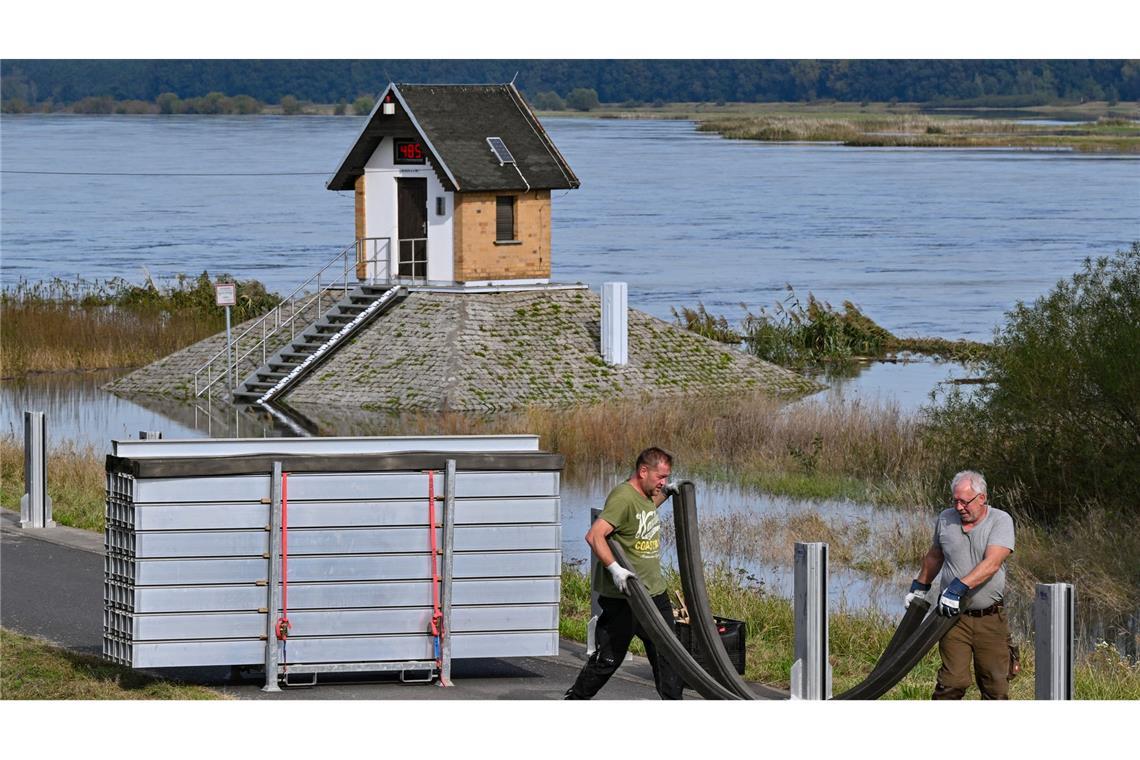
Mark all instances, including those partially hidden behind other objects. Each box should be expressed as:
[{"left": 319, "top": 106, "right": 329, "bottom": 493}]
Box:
[{"left": 487, "top": 137, "right": 516, "bottom": 166}]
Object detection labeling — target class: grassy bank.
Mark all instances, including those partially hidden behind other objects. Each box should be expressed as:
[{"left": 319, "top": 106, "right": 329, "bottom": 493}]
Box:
[
  {"left": 537, "top": 100, "right": 1140, "bottom": 153},
  {"left": 0, "top": 629, "right": 224, "bottom": 699},
  {"left": 559, "top": 565, "right": 1140, "bottom": 699},
  {"left": 0, "top": 275, "right": 278, "bottom": 377},
  {"left": 0, "top": 437, "right": 106, "bottom": 531}
]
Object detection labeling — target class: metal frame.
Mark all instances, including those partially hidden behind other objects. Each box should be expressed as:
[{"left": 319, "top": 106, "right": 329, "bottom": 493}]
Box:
[
  {"left": 19, "top": 411, "right": 54, "bottom": 528},
  {"left": 1035, "top": 582, "right": 1075, "bottom": 700},
  {"left": 111, "top": 434, "right": 539, "bottom": 459},
  {"left": 262, "top": 462, "right": 283, "bottom": 692},
  {"left": 791, "top": 541, "right": 832, "bottom": 700}
]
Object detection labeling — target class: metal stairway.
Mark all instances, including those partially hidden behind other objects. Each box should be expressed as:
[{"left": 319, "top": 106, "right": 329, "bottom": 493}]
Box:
[{"left": 232, "top": 284, "right": 406, "bottom": 405}]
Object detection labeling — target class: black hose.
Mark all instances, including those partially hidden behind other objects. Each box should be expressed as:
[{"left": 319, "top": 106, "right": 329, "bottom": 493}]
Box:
[
  {"left": 673, "top": 481, "right": 773, "bottom": 699},
  {"left": 833, "top": 609, "right": 959, "bottom": 700},
  {"left": 606, "top": 538, "right": 744, "bottom": 700},
  {"left": 868, "top": 597, "right": 931, "bottom": 678},
  {"left": 670, "top": 479, "right": 952, "bottom": 700}
]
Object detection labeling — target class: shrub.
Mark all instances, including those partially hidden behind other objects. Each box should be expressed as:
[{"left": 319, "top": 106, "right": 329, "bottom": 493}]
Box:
[
  {"left": 566, "top": 87, "right": 600, "bottom": 112},
  {"left": 280, "top": 95, "right": 302, "bottom": 115},
  {"left": 155, "top": 92, "right": 181, "bottom": 114},
  {"left": 531, "top": 91, "right": 565, "bottom": 111},
  {"left": 230, "top": 94, "right": 262, "bottom": 114},
  {"left": 353, "top": 96, "right": 374, "bottom": 115},
  {"left": 72, "top": 96, "right": 114, "bottom": 114},
  {"left": 924, "top": 243, "right": 1140, "bottom": 522}
]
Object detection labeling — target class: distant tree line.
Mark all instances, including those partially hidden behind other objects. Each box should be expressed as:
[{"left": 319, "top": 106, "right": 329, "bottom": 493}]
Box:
[{"left": 3, "top": 60, "right": 1138, "bottom": 112}]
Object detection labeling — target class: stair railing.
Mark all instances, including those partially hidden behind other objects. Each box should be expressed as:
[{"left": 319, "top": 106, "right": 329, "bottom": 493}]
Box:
[{"left": 193, "top": 238, "right": 389, "bottom": 401}]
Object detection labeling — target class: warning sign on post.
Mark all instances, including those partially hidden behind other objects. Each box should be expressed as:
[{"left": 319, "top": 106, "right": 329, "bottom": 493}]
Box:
[{"left": 215, "top": 283, "right": 237, "bottom": 307}]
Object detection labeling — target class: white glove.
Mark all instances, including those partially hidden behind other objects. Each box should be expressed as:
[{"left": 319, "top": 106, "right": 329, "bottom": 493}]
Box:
[
  {"left": 606, "top": 561, "right": 637, "bottom": 594},
  {"left": 905, "top": 580, "right": 931, "bottom": 608}
]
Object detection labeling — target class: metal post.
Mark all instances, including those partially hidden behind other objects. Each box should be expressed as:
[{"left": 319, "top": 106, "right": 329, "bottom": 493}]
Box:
[
  {"left": 224, "top": 304, "right": 233, "bottom": 392},
  {"left": 262, "top": 461, "right": 284, "bottom": 692},
  {"left": 791, "top": 541, "right": 832, "bottom": 699},
  {"left": 440, "top": 459, "right": 456, "bottom": 686},
  {"left": 138, "top": 431, "right": 163, "bottom": 440},
  {"left": 19, "top": 411, "right": 54, "bottom": 529},
  {"left": 601, "top": 282, "right": 628, "bottom": 366},
  {"left": 1035, "top": 582, "right": 1075, "bottom": 700}
]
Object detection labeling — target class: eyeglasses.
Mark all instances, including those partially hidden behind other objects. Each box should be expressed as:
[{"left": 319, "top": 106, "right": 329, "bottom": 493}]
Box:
[{"left": 950, "top": 493, "right": 982, "bottom": 508}]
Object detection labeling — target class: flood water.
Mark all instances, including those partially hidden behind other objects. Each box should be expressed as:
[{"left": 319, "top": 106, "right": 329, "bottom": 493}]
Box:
[{"left": 2, "top": 115, "right": 1136, "bottom": 642}]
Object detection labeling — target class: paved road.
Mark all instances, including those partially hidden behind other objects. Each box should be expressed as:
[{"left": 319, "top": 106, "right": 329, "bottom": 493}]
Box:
[{"left": 0, "top": 509, "right": 667, "bottom": 699}]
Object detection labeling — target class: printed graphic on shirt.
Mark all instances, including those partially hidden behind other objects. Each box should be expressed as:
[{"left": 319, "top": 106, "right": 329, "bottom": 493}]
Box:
[{"left": 633, "top": 509, "right": 661, "bottom": 558}]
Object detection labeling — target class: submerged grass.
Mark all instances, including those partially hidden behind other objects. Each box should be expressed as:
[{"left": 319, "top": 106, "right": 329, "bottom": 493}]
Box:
[
  {"left": 559, "top": 564, "right": 1140, "bottom": 699},
  {"left": 0, "top": 628, "right": 224, "bottom": 699}
]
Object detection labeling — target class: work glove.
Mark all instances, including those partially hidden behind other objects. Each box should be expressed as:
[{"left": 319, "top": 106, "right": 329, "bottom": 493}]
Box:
[
  {"left": 938, "top": 578, "right": 970, "bottom": 617},
  {"left": 606, "top": 561, "right": 637, "bottom": 594},
  {"left": 904, "top": 579, "right": 931, "bottom": 608}
]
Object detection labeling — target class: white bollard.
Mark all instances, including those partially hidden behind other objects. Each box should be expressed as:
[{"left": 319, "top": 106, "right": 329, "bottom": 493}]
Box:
[
  {"left": 19, "top": 411, "right": 54, "bottom": 529},
  {"left": 601, "top": 282, "right": 628, "bottom": 366},
  {"left": 791, "top": 541, "right": 832, "bottom": 699},
  {"left": 1034, "top": 582, "right": 1075, "bottom": 700}
]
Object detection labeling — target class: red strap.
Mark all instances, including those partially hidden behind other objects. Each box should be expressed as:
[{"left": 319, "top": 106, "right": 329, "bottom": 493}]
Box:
[
  {"left": 275, "top": 472, "right": 291, "bottom": 641},
  {"left": 427, "top": 470, "right": 448, "bottom": 685}
]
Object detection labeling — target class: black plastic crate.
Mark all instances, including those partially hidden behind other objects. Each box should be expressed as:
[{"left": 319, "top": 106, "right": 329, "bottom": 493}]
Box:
[{"left": 675, "top": 616, "right": 746, "bottom": 676}]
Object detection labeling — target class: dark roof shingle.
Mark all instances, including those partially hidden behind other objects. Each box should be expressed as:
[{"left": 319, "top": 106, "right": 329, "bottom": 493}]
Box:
[{"left": 327, "top": 83, "right": 580, "bottom": 193}]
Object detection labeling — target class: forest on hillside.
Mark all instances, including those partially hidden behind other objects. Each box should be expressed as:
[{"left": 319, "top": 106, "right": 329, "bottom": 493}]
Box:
[{"left": 3, "top": 60, "right": 1138, "bottom": 111}]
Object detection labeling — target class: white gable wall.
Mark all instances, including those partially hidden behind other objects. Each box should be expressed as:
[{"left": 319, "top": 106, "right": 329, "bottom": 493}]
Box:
[{"left": 363, "top": 137, "right": 455, "bottom": 283}]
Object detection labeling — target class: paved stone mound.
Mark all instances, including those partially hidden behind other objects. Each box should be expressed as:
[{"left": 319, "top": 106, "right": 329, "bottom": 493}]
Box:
[
  {"left": 287, "top": 289, "right": 819, "bottom": 411},
  {"left": 108, "top": 288, "right": 820, "bottom": 411}
]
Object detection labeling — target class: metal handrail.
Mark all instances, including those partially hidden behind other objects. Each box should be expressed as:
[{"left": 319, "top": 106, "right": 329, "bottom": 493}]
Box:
[{"left": 193, "top": 238, "right": 390, "bottom": 400}]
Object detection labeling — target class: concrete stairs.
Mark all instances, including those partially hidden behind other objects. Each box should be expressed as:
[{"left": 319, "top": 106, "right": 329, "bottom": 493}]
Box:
[{"left": 232, "top": 284, "right": 406, "bottom": 405}]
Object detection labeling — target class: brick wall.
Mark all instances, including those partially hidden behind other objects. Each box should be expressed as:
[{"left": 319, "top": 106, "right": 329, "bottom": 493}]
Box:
[
  {"left": 354, "top": 176, "right": 366, "bottom": 279},
  {"left": 453, "top": 190, "right": 551, "bottom": 281}
]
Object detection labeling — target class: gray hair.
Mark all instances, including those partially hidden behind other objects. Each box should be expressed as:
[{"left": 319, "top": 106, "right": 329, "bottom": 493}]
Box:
[{"left": 951, "top": 470, "right": 987, "bottom": 497}]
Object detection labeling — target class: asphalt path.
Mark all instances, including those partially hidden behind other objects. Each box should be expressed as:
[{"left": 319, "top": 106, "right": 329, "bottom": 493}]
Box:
[{"left": 0, "top": 509, "right": 666, "bottom": 700}]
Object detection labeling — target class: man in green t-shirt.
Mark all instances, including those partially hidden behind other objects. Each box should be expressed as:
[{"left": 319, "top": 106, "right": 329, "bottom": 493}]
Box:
[{"left": 563, "top": 447, "right": 684, "bottom": 699}]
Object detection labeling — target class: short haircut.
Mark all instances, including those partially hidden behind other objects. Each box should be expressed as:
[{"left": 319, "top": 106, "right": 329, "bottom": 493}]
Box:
[
  {"left": 951, "top": 470, "right": 987, "bottom": 497},
  {"left": 635, "top": 447, "right": 673, "bottom": 473}
]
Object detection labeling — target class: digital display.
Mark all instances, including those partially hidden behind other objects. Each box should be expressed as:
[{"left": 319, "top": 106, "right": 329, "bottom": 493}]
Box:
[{"left": 394, "top": 138, "right": 425, "bottom": 165}]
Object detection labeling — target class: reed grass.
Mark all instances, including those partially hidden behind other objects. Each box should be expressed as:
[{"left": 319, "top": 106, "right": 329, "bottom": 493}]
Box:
[
  {"left": 0, "top": 628, "right": 224, "bottom": 699},
  {"left": 1, "top": 275, "right": 279, "bottom": 377}
]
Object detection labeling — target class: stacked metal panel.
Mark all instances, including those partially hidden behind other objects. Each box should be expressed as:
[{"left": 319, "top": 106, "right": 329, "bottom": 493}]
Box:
[{"left": 103, "top": 437, "right": 562, "bottom": 672}]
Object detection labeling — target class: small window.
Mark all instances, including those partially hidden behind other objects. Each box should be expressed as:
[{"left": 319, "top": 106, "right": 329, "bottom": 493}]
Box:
[
  {"left": 496, "top": 196, "right": 516, "bottom": 241},
  {"left": 436, "top": 197, "right": 446, "bottom": 216}
]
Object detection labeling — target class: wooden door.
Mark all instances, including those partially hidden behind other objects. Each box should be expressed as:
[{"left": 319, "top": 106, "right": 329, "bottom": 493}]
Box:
[{"left": 397, "top": 178, "right": 428, "bottom": 279}]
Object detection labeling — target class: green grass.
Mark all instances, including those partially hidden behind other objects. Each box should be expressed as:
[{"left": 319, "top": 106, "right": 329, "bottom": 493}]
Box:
[
  {"left": 559, "top": 564, "right": 1140, "bottom": 699},
  {"left": 0, "top": 628, "right": 225, "bottom": 699}
]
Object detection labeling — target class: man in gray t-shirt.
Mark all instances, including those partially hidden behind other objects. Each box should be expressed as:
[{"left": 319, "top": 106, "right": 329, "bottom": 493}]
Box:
[{"left": 904, "top": 470, "right": 1016, "bottom": 699}]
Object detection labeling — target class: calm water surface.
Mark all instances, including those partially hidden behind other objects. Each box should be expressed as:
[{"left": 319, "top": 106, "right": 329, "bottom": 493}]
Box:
[{"left": 3, "top": 115, "right": 1137, "bottom": 341}]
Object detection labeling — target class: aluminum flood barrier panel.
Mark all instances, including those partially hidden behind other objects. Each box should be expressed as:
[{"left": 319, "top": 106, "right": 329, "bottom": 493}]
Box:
[{"left": 102, "top": 441, "right": 562, "bottom": 675}]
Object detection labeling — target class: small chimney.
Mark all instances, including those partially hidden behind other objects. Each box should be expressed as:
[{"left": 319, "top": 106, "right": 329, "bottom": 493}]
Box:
[{"left": 601, "top": 282, "right": 628, "bottom": 366}]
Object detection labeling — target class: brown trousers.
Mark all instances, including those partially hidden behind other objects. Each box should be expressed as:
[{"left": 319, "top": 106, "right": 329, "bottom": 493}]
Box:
[{"left": 932, "top": 607, "right": 1010, "bottom": 700}]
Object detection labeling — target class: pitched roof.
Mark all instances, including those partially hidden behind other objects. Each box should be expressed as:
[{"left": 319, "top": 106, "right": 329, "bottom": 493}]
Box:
[{"left": 326, "top": 83, "right": 580, "bottom": 193}]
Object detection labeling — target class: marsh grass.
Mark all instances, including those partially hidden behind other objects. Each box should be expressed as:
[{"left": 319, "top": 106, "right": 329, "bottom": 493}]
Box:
[
  {"left": 674, "top": 292, "right": 991, "bottom": 367},
  {"left": 1, "top": 275, "right": 279, "bottom": 376},
  {"left": 0, "top": 628, "right": 224, "bottom": 699},
  {"left": 696, "top": 112, "right": 1140, "bottom": 153}
]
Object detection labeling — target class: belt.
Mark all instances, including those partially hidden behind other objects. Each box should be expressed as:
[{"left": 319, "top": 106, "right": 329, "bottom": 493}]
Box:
[{"left": 964, "top": 603, "right": 1003, "bottom": 617}]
